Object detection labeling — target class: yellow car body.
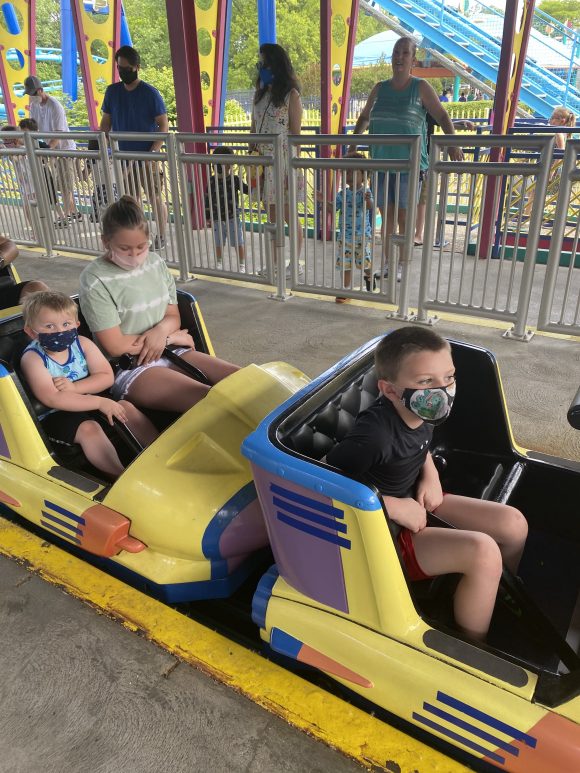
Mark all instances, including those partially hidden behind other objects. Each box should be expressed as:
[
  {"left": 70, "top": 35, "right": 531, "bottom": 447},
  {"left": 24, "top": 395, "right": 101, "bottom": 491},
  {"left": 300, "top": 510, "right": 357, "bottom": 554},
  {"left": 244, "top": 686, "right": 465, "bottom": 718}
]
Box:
[{"left": 243, "top": 336, "right": 580, "bottom": 771}]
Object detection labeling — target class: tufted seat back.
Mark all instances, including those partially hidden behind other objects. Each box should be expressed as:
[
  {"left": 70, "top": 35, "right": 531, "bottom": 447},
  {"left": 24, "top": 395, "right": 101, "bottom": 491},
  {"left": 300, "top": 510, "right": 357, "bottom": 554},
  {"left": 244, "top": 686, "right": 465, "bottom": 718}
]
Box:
[{"left": 283, "top": 366, "right": 379, "bottom": 460}]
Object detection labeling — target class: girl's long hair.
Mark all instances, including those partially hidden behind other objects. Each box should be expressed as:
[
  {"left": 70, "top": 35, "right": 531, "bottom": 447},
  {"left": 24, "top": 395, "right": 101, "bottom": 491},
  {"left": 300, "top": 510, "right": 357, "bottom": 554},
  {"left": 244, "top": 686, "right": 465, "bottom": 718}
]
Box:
[{"left": 254, "top": 43, "right": 301, "bottom": 107}]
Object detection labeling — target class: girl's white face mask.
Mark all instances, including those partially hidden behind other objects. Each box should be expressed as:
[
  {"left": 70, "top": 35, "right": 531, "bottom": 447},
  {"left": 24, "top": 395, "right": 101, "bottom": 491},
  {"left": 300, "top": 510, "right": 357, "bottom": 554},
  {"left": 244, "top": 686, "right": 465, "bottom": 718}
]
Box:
[{"left": 108, "top": 246, "right": 149, "bottom": 271}]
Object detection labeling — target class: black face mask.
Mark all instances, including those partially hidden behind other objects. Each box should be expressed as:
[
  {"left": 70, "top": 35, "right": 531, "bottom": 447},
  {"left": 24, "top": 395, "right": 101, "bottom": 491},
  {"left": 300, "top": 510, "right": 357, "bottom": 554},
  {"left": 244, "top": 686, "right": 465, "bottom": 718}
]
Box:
[{"left": 118, "top": 67, "right": 138, "bottom": 85}]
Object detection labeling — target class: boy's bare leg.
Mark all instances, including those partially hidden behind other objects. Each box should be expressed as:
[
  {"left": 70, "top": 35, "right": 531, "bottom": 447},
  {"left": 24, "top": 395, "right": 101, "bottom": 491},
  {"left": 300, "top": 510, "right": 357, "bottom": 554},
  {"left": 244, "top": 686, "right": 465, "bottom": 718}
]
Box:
[
  {"left": 412, "top": 527, "right": 503, "bottom": 640},
  {"left": 435, "top": 495, "right": 528, "bottom": 573},
  {"left": 237, "top": 244, "right": 246, "bottom": 266},
  {"left": 75, "top": 420, "right": 124, "bottom": 478},
  {"left": 119, "top": 400, "right": 159, "bottom": 446}
]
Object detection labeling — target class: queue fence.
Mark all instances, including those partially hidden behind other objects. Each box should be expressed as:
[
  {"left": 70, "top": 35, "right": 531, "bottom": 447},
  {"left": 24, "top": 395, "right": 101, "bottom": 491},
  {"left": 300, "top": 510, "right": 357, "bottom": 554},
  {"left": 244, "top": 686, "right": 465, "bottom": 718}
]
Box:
[
  {"left": 172, "top": 132, "right": 285, "bottom": 293},
  {"left": 538, "top": 140, "right": 580, "bottom": 336},
  {"left": 417, "top": 134, "right": 555, "bottom": 341},
  {"left": 287, "top": 134, "right": 421, "bottom": 316},
  {"left": 3, "top": 130, "right": 580, "bottom": 344}
]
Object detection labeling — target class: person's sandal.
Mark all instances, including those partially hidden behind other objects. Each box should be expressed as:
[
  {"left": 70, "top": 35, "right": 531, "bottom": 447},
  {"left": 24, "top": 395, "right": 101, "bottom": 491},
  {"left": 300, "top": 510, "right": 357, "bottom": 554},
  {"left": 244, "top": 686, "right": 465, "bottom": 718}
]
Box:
[{"left": 335, "top": 296, "right": 349, "bottom": 304}]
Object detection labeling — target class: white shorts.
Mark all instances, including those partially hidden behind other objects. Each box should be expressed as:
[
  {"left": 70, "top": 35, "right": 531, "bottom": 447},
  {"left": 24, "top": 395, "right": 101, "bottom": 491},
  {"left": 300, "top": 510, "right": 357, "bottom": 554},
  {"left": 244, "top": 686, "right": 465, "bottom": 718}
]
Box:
[{"left": 112, "top": 347, "right": 189, "bottom": 400}]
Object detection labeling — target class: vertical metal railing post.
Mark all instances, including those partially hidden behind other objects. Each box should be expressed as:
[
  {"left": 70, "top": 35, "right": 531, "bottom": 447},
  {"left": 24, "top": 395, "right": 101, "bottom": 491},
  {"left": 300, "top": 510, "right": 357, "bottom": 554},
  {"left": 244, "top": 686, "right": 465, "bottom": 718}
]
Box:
[
  {"left": 271, "top": 133, "right": 288, "bottom": 300},
  {"left": 416, "top": 137, "right": 442, "bottom": 325},
  {"left": 23, "top": 131, "right": 54, "bottom": 258},
  {"left": 537, "top": 140, "right": 579, "bottom": 331},
  {"left": 98, "top": 131, "right": 115, "bottom": 210},
  {"left": 390, "top": 134, "right": 420, "bottom": 321},
  {"left": 165, "top": 132, "right": 190, "bottom": 281},
  {"left": 507, "top": 134, "right": 555, "bottom": 340}
]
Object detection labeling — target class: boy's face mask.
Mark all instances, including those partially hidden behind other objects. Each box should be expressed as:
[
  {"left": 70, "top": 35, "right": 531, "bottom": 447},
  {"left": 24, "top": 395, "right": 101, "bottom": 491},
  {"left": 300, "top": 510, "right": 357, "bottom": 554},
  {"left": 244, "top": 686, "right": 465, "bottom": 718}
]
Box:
[
  {"left": 399, "top": 382, "right": 456, "bottom": 425},
  {"left": 34, "top": 328, "right": 78, "bottom": 352}
]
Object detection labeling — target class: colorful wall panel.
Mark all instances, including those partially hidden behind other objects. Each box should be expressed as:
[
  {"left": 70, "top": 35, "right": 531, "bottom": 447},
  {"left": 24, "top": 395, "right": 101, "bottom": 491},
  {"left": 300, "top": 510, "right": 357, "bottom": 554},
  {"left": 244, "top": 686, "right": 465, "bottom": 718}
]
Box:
[
  {"left": 0, "top": 0, "right": 36, "bottom": 124},
  {"left": 193, "top": 0, "right": 230, "bottom": 128},
  {"left": 321, "top": 0, "right": 359, "bottom": 153},
  {"left": 71, "top": 0, "right": 122, "bottom": 129}
]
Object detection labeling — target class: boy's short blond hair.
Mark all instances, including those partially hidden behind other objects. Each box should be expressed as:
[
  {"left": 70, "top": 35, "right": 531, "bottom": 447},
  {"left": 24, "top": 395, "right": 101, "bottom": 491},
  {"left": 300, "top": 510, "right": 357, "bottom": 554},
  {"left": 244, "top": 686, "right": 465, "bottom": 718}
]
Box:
[
  {"left": 375, "top": 327, "right": 450, "bottom": 382},
  {"left": 23, "top": 291, "right": 78, "bottom": 328}
]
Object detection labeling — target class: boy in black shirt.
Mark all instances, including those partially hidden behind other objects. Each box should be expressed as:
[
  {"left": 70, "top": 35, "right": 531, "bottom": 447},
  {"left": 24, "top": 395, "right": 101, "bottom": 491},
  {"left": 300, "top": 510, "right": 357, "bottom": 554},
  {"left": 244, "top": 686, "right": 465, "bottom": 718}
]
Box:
[
  {"left": 205, "top": 146, "right": 248, "bottom": 272},
  {"left": 327, "top": 327, "right": 528, "bottom": 641}
]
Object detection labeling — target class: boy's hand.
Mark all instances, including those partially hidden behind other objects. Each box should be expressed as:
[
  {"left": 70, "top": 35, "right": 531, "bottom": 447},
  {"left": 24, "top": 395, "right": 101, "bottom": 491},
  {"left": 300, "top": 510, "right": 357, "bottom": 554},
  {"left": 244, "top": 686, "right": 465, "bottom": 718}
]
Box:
[
  {"left": 168, "top": 329, "right": 195, "bottom": 348},
  {"left": 384, "top": 496, "right": 427, "bottom": 533},
  {"left": 53, "top": 377, "right": 76, "bottom": 392},
  {"left": 416, "top": 476, "right": 444, "bottom": 512},
  {"left": 98, "top": 397, "right": 127, "bottom": 425}
]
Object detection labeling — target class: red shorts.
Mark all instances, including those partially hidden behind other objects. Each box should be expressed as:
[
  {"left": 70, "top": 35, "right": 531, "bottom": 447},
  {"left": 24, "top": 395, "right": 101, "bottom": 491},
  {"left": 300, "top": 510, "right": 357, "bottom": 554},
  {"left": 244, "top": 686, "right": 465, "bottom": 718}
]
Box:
[{"left": 397, "top": 528, "right": 432, "bottom": 581}]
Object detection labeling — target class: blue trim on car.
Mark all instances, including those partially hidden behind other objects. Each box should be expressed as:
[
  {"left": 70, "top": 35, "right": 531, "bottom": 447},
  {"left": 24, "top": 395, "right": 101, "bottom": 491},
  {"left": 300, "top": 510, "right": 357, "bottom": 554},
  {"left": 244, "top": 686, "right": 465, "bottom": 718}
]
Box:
[
  {"left": 0, "top": 363, "right": 9, "bottom": 378},
  {"left": 412, "top": 713, "right": 506, "bottom": 766},
  {"left": 44, "top": 500, "right": 86, "bottom": 524},
  {"left": 276, "top": 512, "right": 352, "bottom": 549},
  {"left": 251, "top": 565, "right": 279, "bottom": 629},
  {"left": 270, "top": 628, "right": 303, "bottom": 660},
  {"left": 436, "top": 692, "right": 537, "bottom": 747},
  {"left": 202, "top": 481, "right": 258, "bottom": 560}
]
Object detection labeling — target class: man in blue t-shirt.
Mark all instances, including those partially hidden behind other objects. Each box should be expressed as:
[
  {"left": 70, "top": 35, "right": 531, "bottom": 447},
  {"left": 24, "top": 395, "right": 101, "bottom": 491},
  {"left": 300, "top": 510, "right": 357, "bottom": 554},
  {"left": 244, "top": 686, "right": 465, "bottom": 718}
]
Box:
[{"left": 100, "top": 46, "right": 169, "bottom": 249}]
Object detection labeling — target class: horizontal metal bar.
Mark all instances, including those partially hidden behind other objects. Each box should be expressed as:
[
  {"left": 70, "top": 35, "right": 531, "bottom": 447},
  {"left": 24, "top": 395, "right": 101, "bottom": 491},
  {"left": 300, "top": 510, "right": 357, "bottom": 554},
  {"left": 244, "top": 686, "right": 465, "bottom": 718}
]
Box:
[
  {"left": 175, "top": 132, "right": 280, "bottom": 145},
  {"left": 289, "top": 134, "right": 422, "bottom": 147},
  {"left": 291, "top": 157, "right": 414, "bottom": 171},
  {"left": 432, "top": 162, "right": 549, "bottom": 175},
  {"left": 432, "top": 134, "right": 555, "bottom": 150},
  {"left": 421, "top": 301, "right": 517, "bottom": 324},
  {"left": 176, "top": 153, "right": 273, "bottom": 166}
]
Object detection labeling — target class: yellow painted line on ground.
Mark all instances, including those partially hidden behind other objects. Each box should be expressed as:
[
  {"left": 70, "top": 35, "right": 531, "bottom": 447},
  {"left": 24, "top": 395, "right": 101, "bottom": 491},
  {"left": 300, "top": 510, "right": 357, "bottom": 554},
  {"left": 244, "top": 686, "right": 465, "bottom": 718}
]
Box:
[{"left": 0, "top": 515, "right": 467, "bottom": 773}]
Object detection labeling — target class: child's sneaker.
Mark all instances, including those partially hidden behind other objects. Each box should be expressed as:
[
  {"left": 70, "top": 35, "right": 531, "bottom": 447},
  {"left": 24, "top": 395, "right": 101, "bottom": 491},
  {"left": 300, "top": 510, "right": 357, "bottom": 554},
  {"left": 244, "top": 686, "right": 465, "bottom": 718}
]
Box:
[{"left": 239, "top": 264, "right": 246, "bottom": 273}]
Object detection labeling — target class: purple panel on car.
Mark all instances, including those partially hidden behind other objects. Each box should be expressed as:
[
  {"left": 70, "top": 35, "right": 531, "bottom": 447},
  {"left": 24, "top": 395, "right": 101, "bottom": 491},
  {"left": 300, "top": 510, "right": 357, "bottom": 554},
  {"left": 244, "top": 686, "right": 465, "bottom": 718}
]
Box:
[
  {"left": 252, "top": 465, "right": 349, "bottom": 613},
  {"left": 218, "top": 497, "right": 269, "bottom": 558},
  {"left": 0, "top": 425, "right": 10, "bottom": 459}
]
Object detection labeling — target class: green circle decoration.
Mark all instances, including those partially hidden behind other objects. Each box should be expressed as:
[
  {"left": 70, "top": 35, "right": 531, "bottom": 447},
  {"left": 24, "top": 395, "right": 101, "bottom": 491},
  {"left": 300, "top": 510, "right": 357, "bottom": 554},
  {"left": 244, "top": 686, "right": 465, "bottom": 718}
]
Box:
[
  {"left": 201, "top": 71, "right": 211, "bottom": 91},
  {"left": 198, "top": 28, "right": 213, "bottom": 57},
  {"left": 195, "top": 0, "right": 215, "bottom": 10},
  {"left": 332, "top": 15, "right": 346, "bottom": 47}
]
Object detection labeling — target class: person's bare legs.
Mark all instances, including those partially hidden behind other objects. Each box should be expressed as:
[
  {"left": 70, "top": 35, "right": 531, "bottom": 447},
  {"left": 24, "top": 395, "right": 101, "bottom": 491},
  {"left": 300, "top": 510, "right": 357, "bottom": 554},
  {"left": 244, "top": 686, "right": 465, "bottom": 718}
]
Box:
[
  {"left": 415, "top": 201, "right": 426, "bottom": 244},
  {"left": 127, "top": 368, "right": 211, "bottom": 413},
  {"left": 412, "top": 527, "right": 503, "bottom": 640},
  {"left": 125, "top": 354, "right": 239, "bottom": 413},
  {"left": 179, "top": 349, "right": 240, "bottom": 383},
  {"left": 118, "top": 400, "right": 159, "bottom": 446},
  {"left": 75, "top": 420, "right": 124, "bottom": 478},
  {"left": 435, "top": 494, "right": 528, "bottom": 574}
]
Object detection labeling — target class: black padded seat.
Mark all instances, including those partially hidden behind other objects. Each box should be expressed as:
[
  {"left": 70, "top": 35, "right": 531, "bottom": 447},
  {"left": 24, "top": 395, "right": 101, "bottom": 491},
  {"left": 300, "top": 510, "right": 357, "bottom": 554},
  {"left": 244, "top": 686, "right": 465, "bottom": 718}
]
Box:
[{"left": 284, "top": 366, "right": 379, "bottom": 460}]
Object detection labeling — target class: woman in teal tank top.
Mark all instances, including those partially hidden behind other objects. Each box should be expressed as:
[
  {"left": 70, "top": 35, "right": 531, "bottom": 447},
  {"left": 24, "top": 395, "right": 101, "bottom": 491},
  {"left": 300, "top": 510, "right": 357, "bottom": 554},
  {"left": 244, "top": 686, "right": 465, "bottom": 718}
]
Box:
[{"left": 352, "top": 36, "right": 463, "bottom": 280}]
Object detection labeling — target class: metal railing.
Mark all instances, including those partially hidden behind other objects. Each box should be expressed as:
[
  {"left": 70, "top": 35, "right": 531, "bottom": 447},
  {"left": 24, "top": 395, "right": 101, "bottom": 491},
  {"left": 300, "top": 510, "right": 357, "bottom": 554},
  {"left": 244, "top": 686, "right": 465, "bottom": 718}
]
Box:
[
  {"left": 287, "top": 134, "right": 421, "bottom": 316},
  {"left": 417, "top": 134, "right": 555, "bottom": 341},
  {"left": 538, "top": 139, "right": 580, "bottom": 336},
  {"left": 3, "top": 129, "right": 580, "bottom": 344},
  {"left": 172, "top": 132, "right": 284, "bottom": 292}
]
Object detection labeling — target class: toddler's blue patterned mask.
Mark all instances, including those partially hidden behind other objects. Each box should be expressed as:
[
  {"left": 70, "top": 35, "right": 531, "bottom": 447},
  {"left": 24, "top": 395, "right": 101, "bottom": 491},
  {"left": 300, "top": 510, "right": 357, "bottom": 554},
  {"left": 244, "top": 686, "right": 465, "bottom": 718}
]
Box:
[
  {"left": 400, "top": 382, "right": 456, "bottom": 425},
  {"left": 35, "top": 328, "right": 78, "bottom": 353}
]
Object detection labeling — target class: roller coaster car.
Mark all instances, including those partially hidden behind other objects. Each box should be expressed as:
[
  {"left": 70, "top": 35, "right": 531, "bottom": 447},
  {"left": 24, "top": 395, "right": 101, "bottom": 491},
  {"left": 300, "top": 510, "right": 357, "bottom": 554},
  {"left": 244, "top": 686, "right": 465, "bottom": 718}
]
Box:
[
  {"left": 0, "top": 290, "right": 309, "bottom": 602},
  {"left": 243, "top": 337, "right": 580, "bottom": 772}
]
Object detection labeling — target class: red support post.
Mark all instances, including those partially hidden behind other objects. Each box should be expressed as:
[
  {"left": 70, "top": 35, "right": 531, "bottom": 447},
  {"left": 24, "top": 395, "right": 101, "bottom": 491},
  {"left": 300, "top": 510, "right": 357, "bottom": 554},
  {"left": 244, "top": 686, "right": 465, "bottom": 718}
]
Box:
[{"left": 478, "top": 0, "right": 536, "bottom": 258}]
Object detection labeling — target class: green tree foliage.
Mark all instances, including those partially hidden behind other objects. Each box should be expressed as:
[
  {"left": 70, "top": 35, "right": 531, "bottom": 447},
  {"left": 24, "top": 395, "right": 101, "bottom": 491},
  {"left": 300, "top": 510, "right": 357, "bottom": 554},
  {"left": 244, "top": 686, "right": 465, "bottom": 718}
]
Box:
[{"left": 539, "top": 1, "right": 580, "bottom": 27}]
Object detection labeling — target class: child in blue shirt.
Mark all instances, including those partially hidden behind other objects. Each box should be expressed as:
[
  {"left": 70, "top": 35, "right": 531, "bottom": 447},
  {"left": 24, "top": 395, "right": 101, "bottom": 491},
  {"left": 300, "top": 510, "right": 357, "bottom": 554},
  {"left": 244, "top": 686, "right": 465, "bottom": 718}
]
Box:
[
  {"left": 21, "top": 291, "right": 158, "bottom": 479},
  {"left": 318, "top": 152, "right": 374, "bottom": 303}
]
